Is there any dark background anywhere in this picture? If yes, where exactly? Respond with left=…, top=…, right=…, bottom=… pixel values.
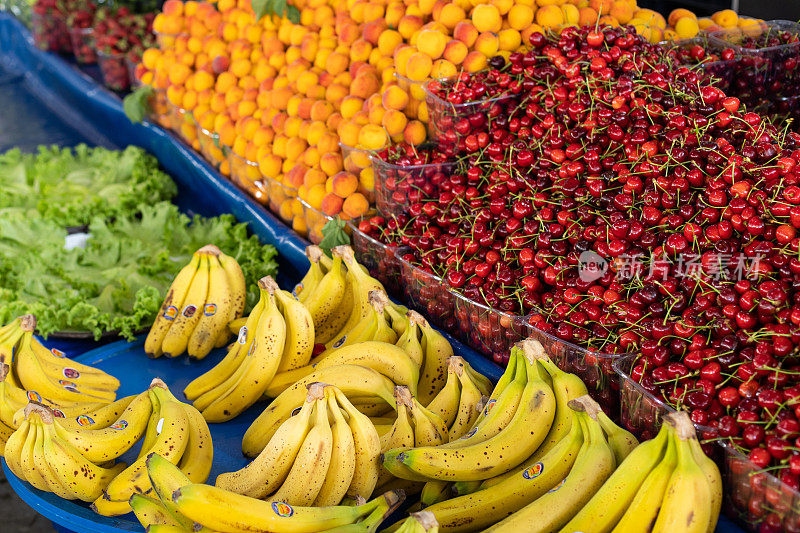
left=639, top=0, right=800, bottom=19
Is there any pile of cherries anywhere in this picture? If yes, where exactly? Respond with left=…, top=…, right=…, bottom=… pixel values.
left=361, top=24, right=800, bottom=486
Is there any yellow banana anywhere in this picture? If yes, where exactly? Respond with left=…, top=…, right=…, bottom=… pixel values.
left=29, top=417, right=74, bottom=499
left=15, top=329, right=115, bottom=403
left=138, top=388, right=162, bottom=460
left=172, top=483, right=403, bottom=533
left=145, top=526, right=192, bottom=533
left=266, top=341, right=419, bottom=399
left=188, top=250, right=234, bottom=359
left=417, top=313, right=452, bottom=405
left=218, top=251, right=246, bottom=319
left=29, top=336, right=120, bottom=391
left=611, top=434, right=677, bottom=533
left=687, top=428, right=722, bottom=533
left=131, top=493, right=183, bottom=528
left=409, top=393, right=449, bottom=447
left=384, top=354, right=555, bottom=482
left=161, top=253, right=211, bottom=358
left=383, top=302, right=410, bottom=337
left=332, top=387, right=381, bottom=500
left=51, top=391, right=152, bottom=462
left=215, top=388, right=315, bottom=498
left=446, top=358, right=484, bottom=441
left=418, top=414, right=584, bottom=532
left=425, top=360, right=461, bottom=428
left=306, top=252, right=347, bottom=344
left=0, top=417, right=14, bottom=455
left=325, top=294, right=379, bottom=351
left=485, top=411, right=615, bottom=533
left=451, top=349, right=527, bottom=452
left=314, top=388, right=357, bottom=506
left=275, top=286, right=315, bottom=372
left=267, top=387, right=333, bottom=506
left=295, top=246, right=326, bottom=302
left=420, top=481, right=452, bottom=508
left=35, top=405, right=127, bottom=501
left=145, top=253, right=202, bottom=357
left=596, top=407, right=638, bottom=466
left=20, top=415, right=50, bottom=491
left=146, top=453, right=214, bottom=532
left=396, top=313, right=423, bottom=366
left=157, top=387, right=213, bottom=484
left=368, top=291, right=399, bottom=345
left=56, top=395, right=136, bottom=430
left=183, top=295, right=265, bottom=401
left=200, top=277, right=286, bottom=423
left=3, top=413, right=29, bottom=478
left=328, top=245, right=384, bottom=345
left=243, top=365, right=395, bottom=457
left=560, top=401, right=668, bottom=533
left=526, top=344, right=588, bottom=460
left=0, top=317, right=23, bottom=345
left=377, top=387, right=419, bottom=488
left=98, top=385, right=190, bottom=512
left=652, top=413, right=715, bottom=533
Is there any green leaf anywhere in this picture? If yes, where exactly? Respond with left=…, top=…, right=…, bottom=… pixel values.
left=319, top=217, right=350, bottom=257
left=251, top=0, right=270, bottom=20
left=122, top=85, right=154, bottom=124
left=285, top=5, right=300, bottom=24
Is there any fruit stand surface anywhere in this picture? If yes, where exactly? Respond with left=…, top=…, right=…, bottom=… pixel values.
left=0, top=11, right=744, bottom=533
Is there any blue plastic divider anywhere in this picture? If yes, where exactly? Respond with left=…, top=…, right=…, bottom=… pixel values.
left=0, top=12, right=741, bottom=533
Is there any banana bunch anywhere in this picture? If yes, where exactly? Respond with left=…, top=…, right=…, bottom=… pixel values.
left=377, top=386, right=449, bottom=492
left=394, top=511, right=440, bottom=533
left=559, top=411, right=722, bottom=533
left=92, top=379, right=212, bottom=516
left=4, top=402, right=127, bottom=501
left=382, top=341, right=557, bottom=483
left=0, top=315, right=119, bottom=404
left=297, top=245, right=407, bottom=348
left=184, top=275, right=314, bottom=422
left=388, top=394, right=616, bottom=532
left=136, top=452, right=406, bottom=533
left=217, top=383, right=381, bottom=505
left=426, top=356, right=491, bottom=441
left=0, top=362, right=132, bottom=455
left=145, top=245, right=245, bottom=359
left=243, top=364, right=397, bottom=457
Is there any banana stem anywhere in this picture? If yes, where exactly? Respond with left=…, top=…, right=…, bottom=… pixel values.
left=258, top=275, right=279, bottom=293
left=394, top=386, right=413, bottom=409
left=24, top=401, right=53, bottom=423
left=446, top=356, right=465, bottom=377
left=306, top=245, right=324, bottom=263
left=567, top=394, right=603, bottom=420
left=196, top=244, right=222, bottom=256
left=518, top=338, right=547, bottom=362
left=20, top=314, right=36, bottom=332
left=412, top=510, right=439, bottom=530
left=307, top=382, right=327, bottom=401
left=149, top=377, right=168, bottom=390
left=664, top=411, right=697, bottom=440
left=368, top=290, right=389, bottom=313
